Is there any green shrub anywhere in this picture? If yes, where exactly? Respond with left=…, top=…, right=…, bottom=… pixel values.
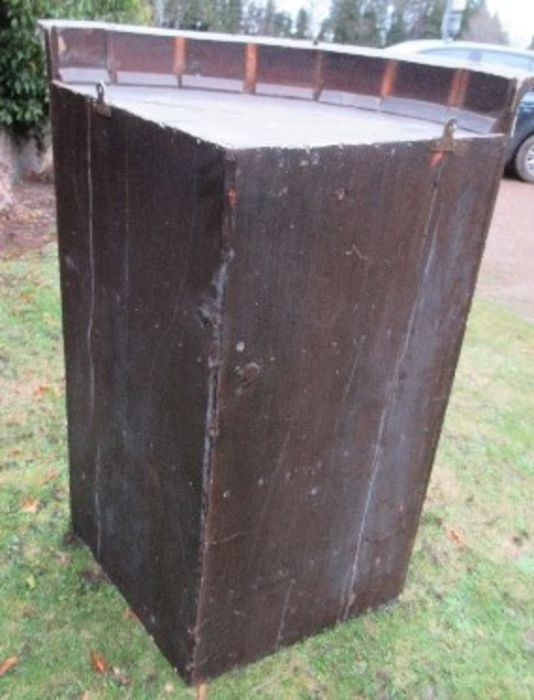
left=0, top=0, right=150, bottom=138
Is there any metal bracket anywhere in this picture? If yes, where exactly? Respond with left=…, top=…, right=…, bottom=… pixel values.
left=93, top=81, right=111, bottom=117
left=431, top=118, right=459, bottom=154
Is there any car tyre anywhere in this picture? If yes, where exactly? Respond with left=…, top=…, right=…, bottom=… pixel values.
left=514, top=134, right=534, bottom=184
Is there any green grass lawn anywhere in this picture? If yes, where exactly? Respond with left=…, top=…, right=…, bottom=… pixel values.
left=1, top=243, right=533, bottom=699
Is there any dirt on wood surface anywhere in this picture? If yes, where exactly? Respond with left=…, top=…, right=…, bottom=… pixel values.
left=0, top=176, right=533, bottom=320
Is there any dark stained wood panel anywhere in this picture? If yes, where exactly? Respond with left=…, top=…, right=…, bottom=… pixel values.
left=193, top=136, right=504, bottom=680
left=51, top=85, right=227, bottom=680
left=186, top=40, right=245, bottom=80
left=113, top=32, right=175, bottom=73
left=43, top=20, right=520, bottom=687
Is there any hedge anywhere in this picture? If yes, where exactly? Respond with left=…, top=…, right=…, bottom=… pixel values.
left=0, top=0, right=149, bottom=137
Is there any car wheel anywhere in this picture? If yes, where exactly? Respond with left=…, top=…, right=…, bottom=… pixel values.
left=514, top=134, right=534, bottom=184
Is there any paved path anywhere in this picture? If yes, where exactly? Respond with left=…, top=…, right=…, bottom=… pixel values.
left=478, top=178, right=534, bottom=321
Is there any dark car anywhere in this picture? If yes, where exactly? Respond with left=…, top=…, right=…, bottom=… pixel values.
left=511, top=90, right=534, bottom=182
left=386, top=41, right=534, bottom=183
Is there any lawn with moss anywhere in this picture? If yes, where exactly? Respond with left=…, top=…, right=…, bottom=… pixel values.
left=0, top=243, right=533, bottom=699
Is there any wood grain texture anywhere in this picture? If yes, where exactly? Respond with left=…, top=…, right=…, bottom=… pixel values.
left=52, top=86, right=227, bottom=680
left=193, top=136, right=503, bottom=680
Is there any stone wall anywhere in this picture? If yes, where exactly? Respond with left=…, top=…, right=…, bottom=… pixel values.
left=0, top=128, right=53, bottom=213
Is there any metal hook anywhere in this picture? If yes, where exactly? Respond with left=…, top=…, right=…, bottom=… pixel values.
left=431, top=118, right=460, bottom=154
left=96, top=81, right=106, bottom=104
left=94, top=81, right=111, bottom=117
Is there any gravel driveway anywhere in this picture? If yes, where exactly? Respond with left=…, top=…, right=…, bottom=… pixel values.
left=478, top=177, right=534, bottom=321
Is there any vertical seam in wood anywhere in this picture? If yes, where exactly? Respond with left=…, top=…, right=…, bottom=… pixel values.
left=192, top=155, right=237, bottom=684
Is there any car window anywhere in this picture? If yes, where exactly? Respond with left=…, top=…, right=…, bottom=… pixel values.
left=425, top=47, right=477, bottom=62
left=478, top=50, right=532, bottom=71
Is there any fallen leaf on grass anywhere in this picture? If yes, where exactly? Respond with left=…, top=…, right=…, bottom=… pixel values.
left=90, top=650, right=109, bottom=674
left=26, top=574, right=37, bottom=590
left=21, top=497, right=40, bottom=513
left=447, top=528, right=463, bottom=545
left=32, top=383, right=61, bottom=400
left=0, top=656, right=18, bottom=677
left=33, top=383, right=50, bottom=398
left=89, top=652, right=130, bottom=686
left=42, top=469, right=59, bottom=483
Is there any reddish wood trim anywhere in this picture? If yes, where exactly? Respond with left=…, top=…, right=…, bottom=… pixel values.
left=313, top=51, right=324, bottom=101
left=244, top=43, right=258, bottom=94
left=448, top=69, right=469, bottom=108
left=380, top=60, right=397, bottom=98
left=174, top=36, right=187, bottom=86
left=106, top=31, right=117, bottom=84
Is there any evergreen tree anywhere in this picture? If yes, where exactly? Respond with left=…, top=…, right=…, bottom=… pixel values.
left=329, top=0, right=362, bottom=44
left=384, top=0, right=448, bottom=44
left=241, top=0, right=292, bottom=38
left=242, top=1, right=264, bottom=34
left=318, top=15, right=333, bottom=42
left=181, top=0, right=204, bottom=29
left=358, top=2, right=389, bottom=46
left=203, top=0, right=225, bottom=30
left=273, top=10, right=293, bottom=36
left=459, top=0, right=485, bottom=38
left=261, top=0, right=276, bottom=34
left=417, top=0, right=446, bottom=39
left=159, top=0, right=483, bottom=47
left=386, top=0, right=410, bottom=45
left=223, top=0, right=242, bottom=32
left=366, top=0, right=391, bottom=46
left=462, top=2, right=508, bottom=44
left=294, top=7, right=311, bottom=39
